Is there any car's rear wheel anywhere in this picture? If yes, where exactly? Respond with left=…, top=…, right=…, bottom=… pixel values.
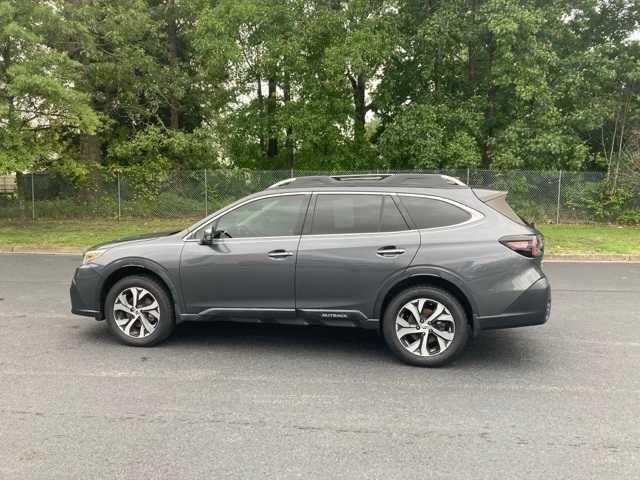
left=382, top=286, right=469, bottom=367
left=105, top=275, right=175, bottom=346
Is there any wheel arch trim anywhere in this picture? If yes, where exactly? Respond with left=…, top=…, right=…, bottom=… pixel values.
left=373, top=266, right=479, bottom=325
left=98, top=257, right=183, bottom=319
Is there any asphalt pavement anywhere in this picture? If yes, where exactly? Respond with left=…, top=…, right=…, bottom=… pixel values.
left=0, top=254, right=639, bottom=479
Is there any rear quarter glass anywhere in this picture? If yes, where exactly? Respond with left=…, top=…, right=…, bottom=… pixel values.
left=399, top=196, right=471, bottom=229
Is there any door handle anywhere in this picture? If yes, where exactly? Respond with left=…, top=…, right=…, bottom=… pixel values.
left=376, top=246, right=406, bottom=257
left=268, top=249, right=294, bottom=259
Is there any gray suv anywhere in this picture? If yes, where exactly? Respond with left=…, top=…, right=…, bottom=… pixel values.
left=70, top=174, right=550, bottom=366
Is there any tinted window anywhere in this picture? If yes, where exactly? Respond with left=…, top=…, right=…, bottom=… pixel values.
left=400, top=196, right=471, bottom=229
left=311, top=195, right=407, bottom=234
left=211, top=195, right=308, bottom=238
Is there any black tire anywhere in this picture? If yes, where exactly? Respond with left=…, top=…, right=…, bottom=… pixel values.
left=382, top=286, right=469, bottom=367
left=105, top=275, right=175, bottom=346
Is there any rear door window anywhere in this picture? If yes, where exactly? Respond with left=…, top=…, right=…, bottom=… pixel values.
left=400, top=196, right=471, bottom=229
left=311, top=194, right=408, bottom=234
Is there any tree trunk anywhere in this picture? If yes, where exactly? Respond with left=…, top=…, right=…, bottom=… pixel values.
left=167, top=0, right=179, bottom=130
left=257, top=75, right=265, bottom=152
left=78, top=134, right=101, bottom=163
left=349, top=73, right=366, bottom=143
left=468, top=46, right=477, bottom=85
left=283, top=76, right=294, bottom=170
left=3, top=43, right=27, bottom=222
left=467, top=0, right=478, bottom=87
left=15, top=172, right=28, bottom=223
left=482, top=33, right=497, bottom=167
left=267, top=78, right=278, bottom=158
left=78, top=134, right=102, bottom=201
left=612, top=93, right=631, bottom=192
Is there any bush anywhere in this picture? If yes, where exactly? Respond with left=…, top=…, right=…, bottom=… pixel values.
left=617, top=209, right=640, bottom=226
left=0, top=194, right=20, bottom=218
left=484, top=171, right=557, bottom=223
left=564, top=182, right=633, bottom=222
left=0, top=193, right=208, bottom=220
left=120, top=191, right=204, bottom=218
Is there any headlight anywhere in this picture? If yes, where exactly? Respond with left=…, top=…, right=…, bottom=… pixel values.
left=82, top=249, right=106, bottom=265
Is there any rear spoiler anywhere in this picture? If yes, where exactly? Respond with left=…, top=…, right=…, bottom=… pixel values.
left=472, top=189, right=507, bottom=202
left=472, top=189, right=533, bottom=227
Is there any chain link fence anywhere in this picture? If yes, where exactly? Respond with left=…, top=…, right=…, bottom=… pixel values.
left=1, top=169, right=638, bottom=224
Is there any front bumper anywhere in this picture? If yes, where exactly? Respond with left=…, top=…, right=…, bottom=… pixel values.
left=70, top=264, right=104, bottom=319
left=474, top=275, right=551, bottom=330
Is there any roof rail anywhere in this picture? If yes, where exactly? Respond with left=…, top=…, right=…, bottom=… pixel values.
left=439, top=174, right=466, bottom=186
left=268, top=178, right=297, bottom=189
left=331, top=174, right=391, bottom=181
left=268, top=173, right=467, bottom=189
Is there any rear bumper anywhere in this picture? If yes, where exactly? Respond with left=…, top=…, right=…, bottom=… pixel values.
left=474, top=275, right=551, bottom=330
left=70, top=264, right=104, bottom=319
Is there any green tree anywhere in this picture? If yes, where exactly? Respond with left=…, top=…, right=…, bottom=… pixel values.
left=196, top=0, right=306, bottom=169
left=556, top=1, right=640, bottom=185
left=61, top=0, right=216, bottom=173
left=0, top=0, right=99, bottom=174
left=196, top=0, right=399, bottom=170
left=4, top=0, right=640, bottom=178
left=0, top=0, right=99, bottom=220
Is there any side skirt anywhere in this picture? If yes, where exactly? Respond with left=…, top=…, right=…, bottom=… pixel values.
left=178, top=308, right=379, bottom=330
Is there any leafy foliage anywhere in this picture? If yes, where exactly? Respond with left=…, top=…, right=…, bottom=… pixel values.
left=565, top=180, right=635, bottom=222
left=0, top=0, right=99, bottom=174
left=0, top=0, right=639, bottom=177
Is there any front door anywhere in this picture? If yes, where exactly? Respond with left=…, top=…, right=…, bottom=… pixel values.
left=180, top=193, right=310, bottom=315
left=295, top=193, right=420, bottom=319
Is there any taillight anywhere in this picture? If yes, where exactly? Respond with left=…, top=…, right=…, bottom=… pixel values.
left=500, top=235, right=542, bottom=258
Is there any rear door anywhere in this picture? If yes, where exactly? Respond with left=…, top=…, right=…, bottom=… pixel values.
left=295, top=192, right=420, bottom=320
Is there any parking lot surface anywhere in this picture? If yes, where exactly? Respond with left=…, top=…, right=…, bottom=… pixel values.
left=1, top=254, right=639, bottom=479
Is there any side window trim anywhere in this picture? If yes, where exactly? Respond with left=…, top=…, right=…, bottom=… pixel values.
left=305, top=192, right=411, bottom=237
left=302, top=193, right=318, bottom=236
left=397, top=193, right=484, bottom=229
left=185, top=193, right=310, bottom=241
left=390, top=194, right=415, bottom=229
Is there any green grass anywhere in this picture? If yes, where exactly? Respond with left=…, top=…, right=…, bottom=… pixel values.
left=0, top=218, right=196, bottom=250
left=1, top=219, right=639, bottom=256
left=538, top=224, right=640, bottom=256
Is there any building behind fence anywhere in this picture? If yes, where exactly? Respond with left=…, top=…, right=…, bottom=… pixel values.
left=1, top=169, right=638, bottom=225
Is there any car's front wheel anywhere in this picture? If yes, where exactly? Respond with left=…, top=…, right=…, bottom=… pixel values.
left=105, top=275, right=175, bottom=346
left=382, top=286, right=469, bottom=367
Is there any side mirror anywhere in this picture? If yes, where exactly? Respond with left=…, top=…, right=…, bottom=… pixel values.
left=201, top=227, right=213, bottom=245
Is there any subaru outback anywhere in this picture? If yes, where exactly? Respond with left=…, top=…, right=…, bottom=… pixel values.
left=70, top=174, right=550, bottom=367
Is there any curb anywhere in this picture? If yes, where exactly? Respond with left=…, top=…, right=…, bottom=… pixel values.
left=0, top=246, right=83, bottom=256
left=1, top=247, right=640, bottom=263
left=545, top=254, right=640, bottom=263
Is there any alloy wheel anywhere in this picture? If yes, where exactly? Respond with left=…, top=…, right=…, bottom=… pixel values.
left=395, top=298, right=455, bottom=356
left=113, top=287, right=160, bottom=338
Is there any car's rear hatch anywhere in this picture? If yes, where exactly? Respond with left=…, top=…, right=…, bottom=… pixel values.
left=473, top=189, right=544, bottom=259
